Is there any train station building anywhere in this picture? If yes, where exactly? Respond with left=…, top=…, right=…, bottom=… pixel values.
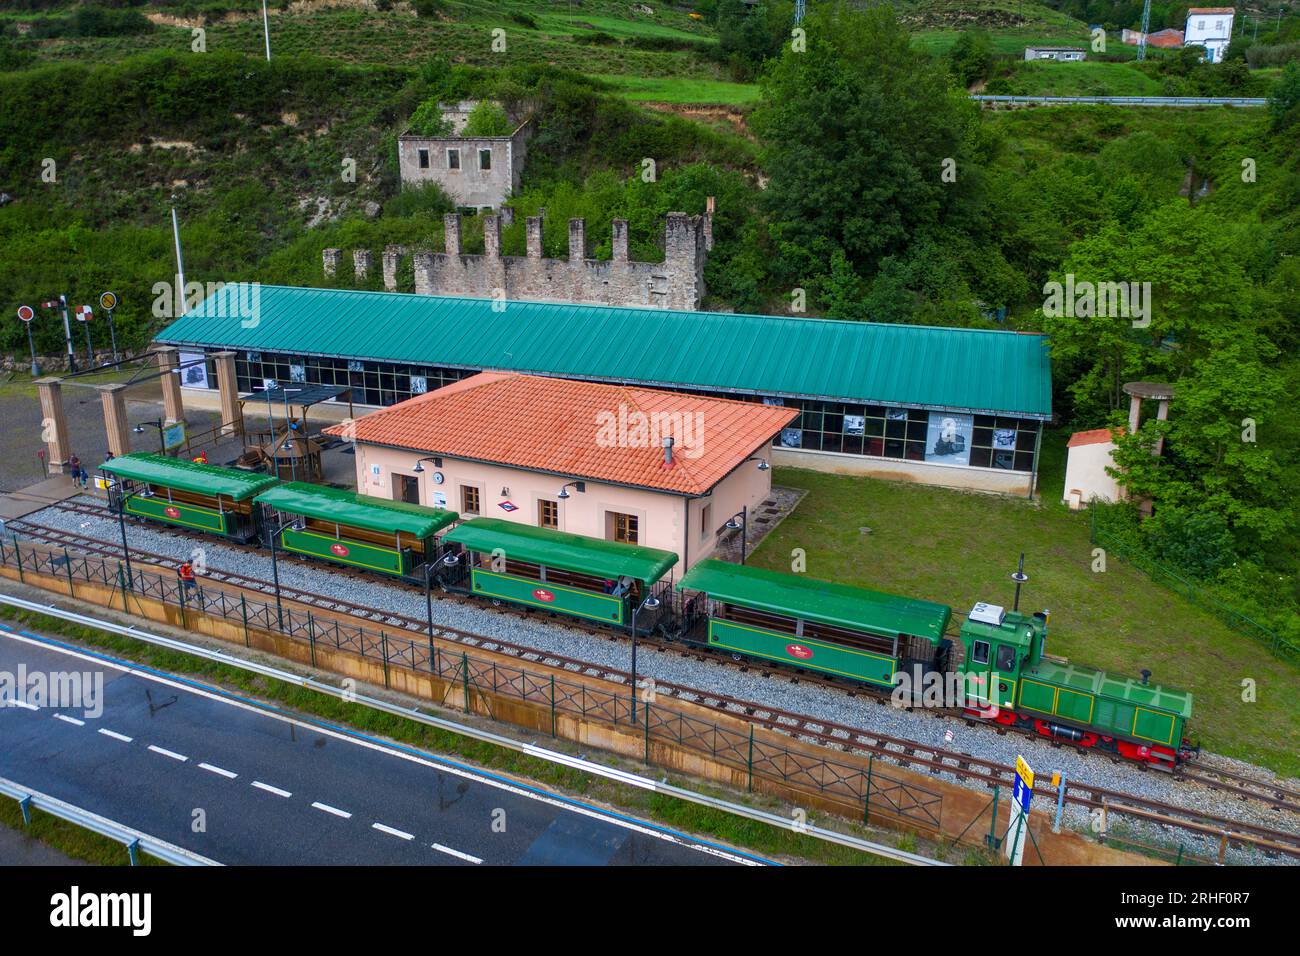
left=155, top=284, right=1053, bottom=497
left=323, top=371, right=797, bottom=571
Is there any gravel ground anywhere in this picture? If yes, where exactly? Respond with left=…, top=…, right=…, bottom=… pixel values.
left=21, top=498, right=1300, bottom=865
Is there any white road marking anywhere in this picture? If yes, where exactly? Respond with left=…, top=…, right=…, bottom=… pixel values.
left=312, top=802, right=352, bottom=819
left=54, top=714, right=85, bottom=726
left=98, top=728, right=133, bottom=743
left=148, top=744, right=188, bottom=762
left=251, top=781, right=292, bottom=798
left=432, top=843, right=482, bottom=864
left=0, top=626, right=762, bottom=866
left=199, top=762, right=238, bottom=779
left=372, top=823, right=414, bottom=840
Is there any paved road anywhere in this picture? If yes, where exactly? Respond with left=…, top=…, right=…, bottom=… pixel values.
left=0, top=626, right=765, bottom=866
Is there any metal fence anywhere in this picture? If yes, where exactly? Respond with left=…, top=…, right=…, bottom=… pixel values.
left=0, top=534, right=945, bottom=834
left=1089, top=511, right=1299, bottom=662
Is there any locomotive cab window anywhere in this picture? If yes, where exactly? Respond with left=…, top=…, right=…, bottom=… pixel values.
left=996, top=644, right=1016, bottom=672
left=972, top=640, right=990, bottom=665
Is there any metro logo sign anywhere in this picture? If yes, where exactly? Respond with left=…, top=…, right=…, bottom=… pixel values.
left=786, top=643, right=814, bottom=660
left=533, top=588, right=555, bottom=603
left=330, top=543, right=350, bottom=557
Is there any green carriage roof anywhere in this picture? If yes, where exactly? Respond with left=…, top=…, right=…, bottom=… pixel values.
left=441, top=517, right=678, bottom=584
left=1031, top=659, right=1193, bottom=719
left=254, top=482, right=459, bottom=538
left=678, top=560, right=952, bottom=643
left=99, top=453, right=280, bottom=501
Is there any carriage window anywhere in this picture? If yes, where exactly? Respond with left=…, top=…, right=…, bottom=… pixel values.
left=972, top=640, right=990, bottom=665
left=996, top=645, right=1016, bottom=672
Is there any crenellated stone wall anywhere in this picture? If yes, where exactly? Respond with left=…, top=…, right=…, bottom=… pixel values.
left=323, top=209, right=713, bottom=311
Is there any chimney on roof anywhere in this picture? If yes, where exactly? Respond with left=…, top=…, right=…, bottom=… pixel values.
left=662, top=436, right=674, bottom=468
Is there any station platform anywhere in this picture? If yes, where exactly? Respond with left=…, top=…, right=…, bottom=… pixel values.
left=0, top=475, right=82, bottom=522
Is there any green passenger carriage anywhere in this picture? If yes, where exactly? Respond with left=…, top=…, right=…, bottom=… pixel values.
left=99, top=453, right=280, bottom=542
left=673, top=560, right=953, bottom=687
left=253, top=482, right=458, bottom=581
left=437, top=518, right=678, bottom=628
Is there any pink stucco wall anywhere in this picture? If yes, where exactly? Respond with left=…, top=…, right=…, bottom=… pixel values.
left=351, top=443, right=774, bottom=572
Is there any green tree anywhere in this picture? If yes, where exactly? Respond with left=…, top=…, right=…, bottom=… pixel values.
left=947, top=29, right=995, bottom=89
left=463, top=100, right=513, bottom=136
left=750, top=4, right=981, bottom=298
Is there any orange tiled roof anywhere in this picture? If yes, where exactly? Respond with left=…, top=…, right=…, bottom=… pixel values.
left=326, top=373, right=799, bottom=495
left=1147, top=28, right=1186, bottom=46
left=1186, top=7, right=1235, bottom=14
left=1067, top=427, right=1124, bottom=448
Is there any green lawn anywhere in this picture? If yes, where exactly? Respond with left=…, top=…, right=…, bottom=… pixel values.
left=751, top=439, right=1299, bottom=776
left=1000, top=60, right=1164, bottom=97
left=596, top=74, right=760, bottom=105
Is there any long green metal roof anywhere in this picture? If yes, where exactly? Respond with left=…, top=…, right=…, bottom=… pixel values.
left=155, top=285, right=1052, bottom=418
left=441, top=517, right=678, bottom=584
left=678, top=559, right=952, bottom=643
left=254, top=482, right=459, bottom=538
left=99, top=453, right=280, bottom=501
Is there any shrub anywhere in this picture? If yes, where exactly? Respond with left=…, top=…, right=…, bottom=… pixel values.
left=407, top=98, right=455, bottom=136
left=462, top=100, right=513, bottom=136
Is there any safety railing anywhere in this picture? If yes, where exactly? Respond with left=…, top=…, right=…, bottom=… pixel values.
left=0, top=534, right=947, bottom=835
left=972, top=94, right=1267, bottom=107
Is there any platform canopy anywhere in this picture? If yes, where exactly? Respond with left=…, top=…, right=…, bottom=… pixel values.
left=254, top=482, right=458, bottom=538
left=99, top=453, right=279, bottom=501
left=678, top=559, right=952, bottom=643
left=442, top=517, right=678, bottom=585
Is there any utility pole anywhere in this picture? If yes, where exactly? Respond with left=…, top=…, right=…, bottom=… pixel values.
left=262, top=0, right=272, bottom=61
left=1137, top=0, right=1152, bottom=61
left=171, top=206, right=187, bottom=317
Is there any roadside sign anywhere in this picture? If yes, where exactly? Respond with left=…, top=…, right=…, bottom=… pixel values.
left=162, top=422, right=187, bottom=451
left=75, top=304, right=93, bottom=322
left=17, top=305, right=34, bottom=323
left=1005, top=754, right=1034, bottom=866
left=99, top=291, right=118, bottom=311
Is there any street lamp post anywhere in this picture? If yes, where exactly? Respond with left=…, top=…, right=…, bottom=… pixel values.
left=106, top=476, right=134, bottom=590
left=630, top=592, right=660, bottom=724
left=132, top=419, right=166, bottom=455
left=265, top=512, right=304, bottom=631
left=725, top=505, right=749, bottom=565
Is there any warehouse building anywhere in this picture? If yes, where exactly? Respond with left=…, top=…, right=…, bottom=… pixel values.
left=155, top=285, right=1053, bottom=496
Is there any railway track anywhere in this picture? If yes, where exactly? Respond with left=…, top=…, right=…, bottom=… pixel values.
left=8, top=504, right=1300, bottom=858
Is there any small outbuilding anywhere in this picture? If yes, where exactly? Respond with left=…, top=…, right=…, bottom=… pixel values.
left=1023, top=46, right=1087, bottom=62
left=325, top=372, right=798, bottom=571
left=1062, top=427, right=1124, bottom=510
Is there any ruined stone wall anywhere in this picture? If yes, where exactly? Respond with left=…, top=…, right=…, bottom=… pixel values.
left=324, top=210, right=712, bottom=312
left=397, top=119, right=531, bottom=210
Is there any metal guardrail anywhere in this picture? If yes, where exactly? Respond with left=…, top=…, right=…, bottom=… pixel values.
left=0, top=591, right=949, bottom=866
left=0, top=774, right=220, bottom=866
left=972, top=94, right=1267, bottom=107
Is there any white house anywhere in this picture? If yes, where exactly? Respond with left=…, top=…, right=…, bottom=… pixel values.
left=1184, top=7, right=1235, bottom=63
left=1062, top=427, right=1125, bottom=510
left=1023, top=46, right=1087, bottom=62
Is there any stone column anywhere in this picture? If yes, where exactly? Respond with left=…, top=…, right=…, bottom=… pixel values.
left=212, top=351, right=243, bottom=436
left=99, top=383, right=131, bottom=458
left=36, top=377, right=72, bottom=472
left=382, top=245, right=406, bottom=292
left=444, top=213, right=462, bottom=257
left=526, top=216, right=543, bottom=259
left=611, top=219, right=629, bottom=263
left=483, top=214, right=501, bottom=258
left=154, top=346, right=185, bottom=425
left=352, top=249, right=373, bottom=281
left=568, top=218, right=586, bottom=262
left=323, top=248, right=341, bottom=278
